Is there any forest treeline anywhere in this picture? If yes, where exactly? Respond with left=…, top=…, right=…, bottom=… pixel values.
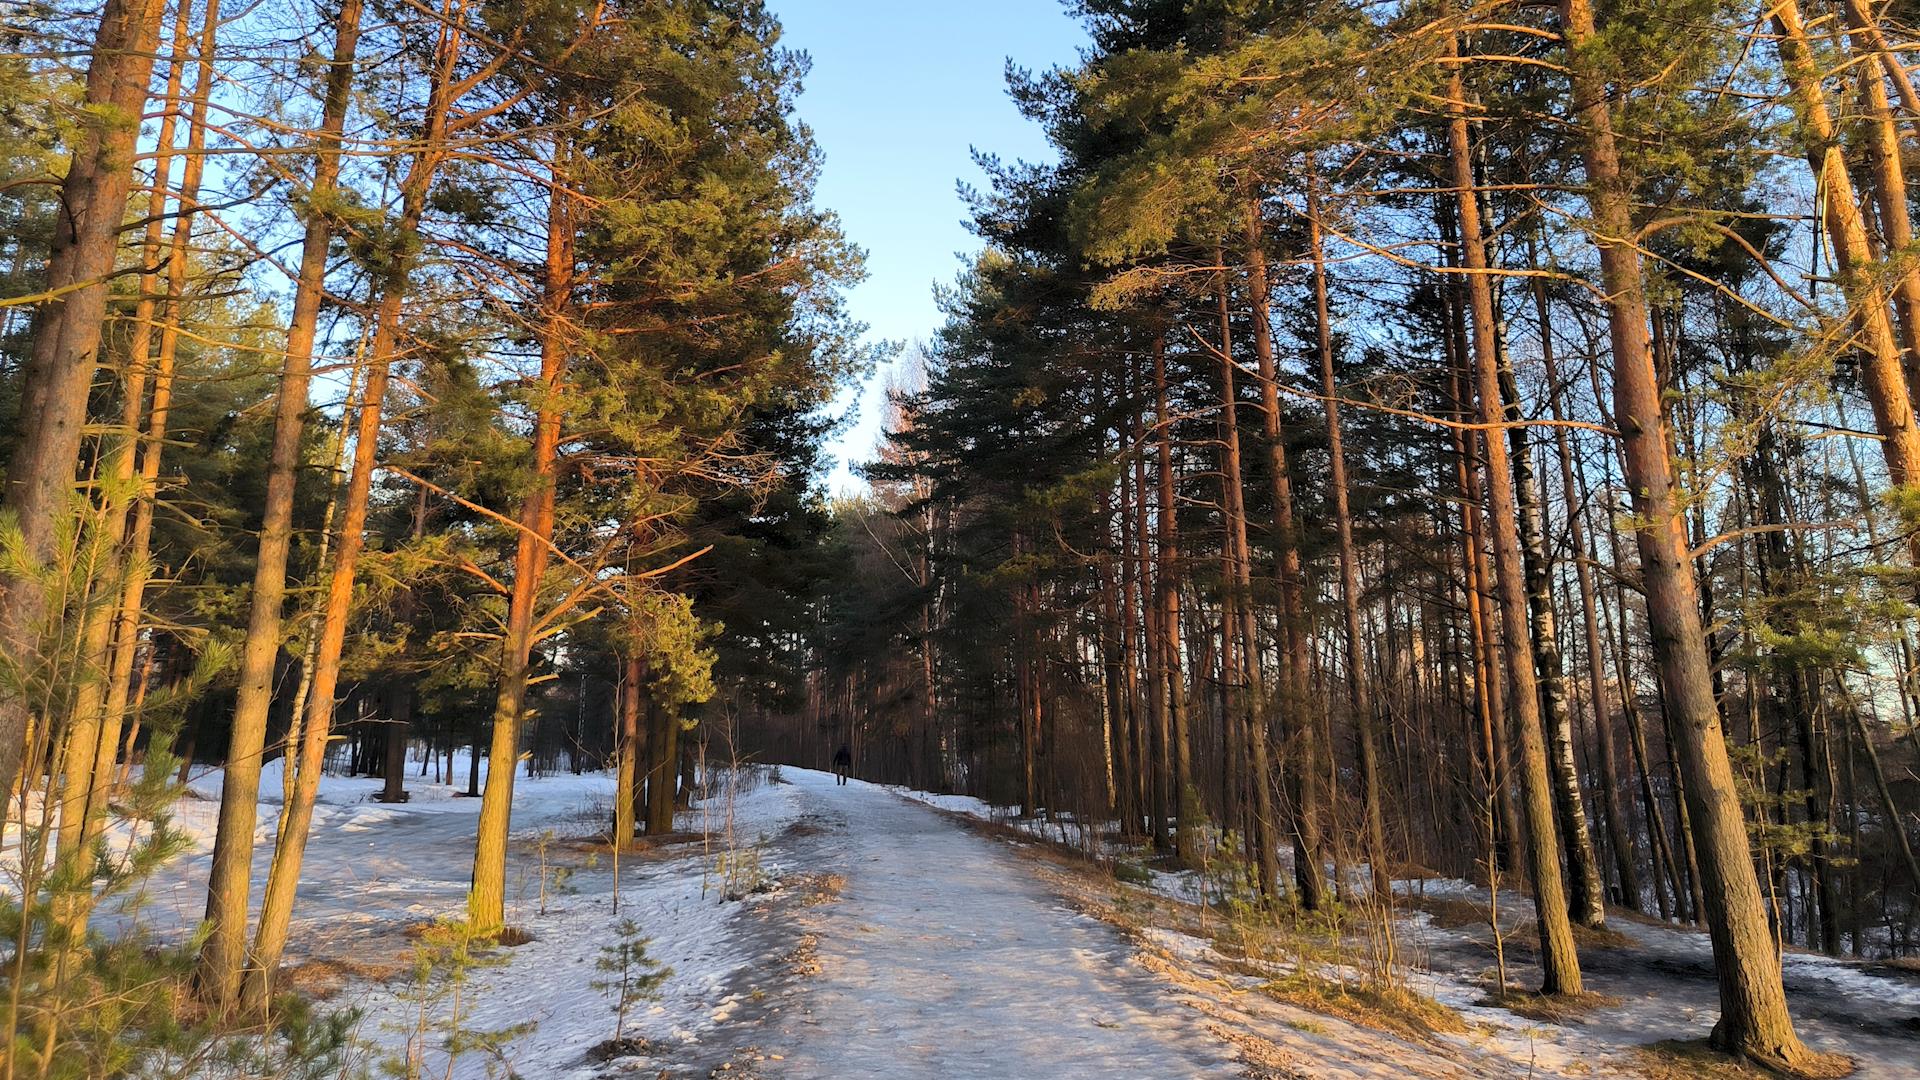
left=0, top=0, right=868, bottom=1070
left=737, top=0, right=1920, bottom=1074
left=11, top=0, right=1920, bottom=1075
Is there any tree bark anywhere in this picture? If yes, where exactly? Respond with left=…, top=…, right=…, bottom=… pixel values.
left=615, top=652, right=641, bottom=846
left=1244, top=202, right=1326, bottom=908
left=1774, top=0, right=1920, bottom=529
left=1446, top=50, right=1582, bottom=993
left=1152, top=331, right=1198, bottom=865
left=645, top=699, right=679, bottom=835
left=188, top=0, right=358, bottom=1001
left=1304, top=183, right=1390, bottom=898
left=225, top=6, right=456, bottom=1009
left=0, top=0, right=167, bottom=822
left=1132, top=396, right=1171, bottom=852
left=1840, top=1, right=1920, bottom=393
left=55, top=0, right=193, bottom=867
left=1535, top=271, right=1641, bottom=911
left=1560, top=0, right=1812, bottom=1060
left=470, top=131, right=576, bottom=932
left=1213, top=250, right=1281, bottom=899
left=1498, top=355, right=1606, bottom=928
left=201, top=0, right=362, bottom=972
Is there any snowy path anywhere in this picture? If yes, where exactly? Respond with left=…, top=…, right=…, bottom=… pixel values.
left=755, top=770, right=1241, bottom=1078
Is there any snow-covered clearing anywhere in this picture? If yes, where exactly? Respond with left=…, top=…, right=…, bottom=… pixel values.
left=111, top=755, right=812, bottom=1077
left=62, top=758, right=1920, bottom=1077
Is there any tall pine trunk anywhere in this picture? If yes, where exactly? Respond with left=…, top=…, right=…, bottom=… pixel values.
left=212, top=0, right=364, bottom=965
left=1244, top=199, right=1326, bottom=908
left=615, top=652, right=641, bottom=847
left=218, top=5, right=456, bottom=1008
left=1773, top=0, right=1920, bottom=519
left=1306, top=181, right=1390, bottom=898
left=57, top=0, right=192, bottom=862
left=1560, top=0, right=1811, bottom=1059
left=470, top=130, right=577, bottom=933
left=0, top=0, right=167, bottom=820
left=1840, top=3, right=1920, bottom=391
left=67, top=0, right=208, bottom=903
left=1152, top=332, right=1197, bottom=865
left=1133, top=395, right=1171, bottom=852
left=1445, top=52, right=1582, bottom=993
left=1213, top=252, right=1281, bottom=899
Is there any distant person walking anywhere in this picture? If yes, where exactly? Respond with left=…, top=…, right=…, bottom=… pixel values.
left=832, top=744, right=852, bottom=786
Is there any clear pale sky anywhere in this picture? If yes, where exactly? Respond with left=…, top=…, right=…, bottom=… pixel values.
left=771, top=0, right=1089, bottom=493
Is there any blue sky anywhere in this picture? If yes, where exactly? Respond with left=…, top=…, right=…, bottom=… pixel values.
left=771, top=1, right=1089, bottom=493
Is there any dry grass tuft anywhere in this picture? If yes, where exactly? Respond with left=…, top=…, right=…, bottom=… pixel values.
left=1411, top=896, right=1489, bottom=932
left=1477, top=986, right=1621, bottom=1023
left=1259, top=974, right=1467, bottom=1042
left=278, top=954, right=409, bottom=999
left=490, top=925, right=535, bottom=947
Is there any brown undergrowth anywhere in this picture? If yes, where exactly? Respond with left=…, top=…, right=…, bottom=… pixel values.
left=1634, top=1040, right=1853, bottom=1080
left=966, top=814, right=1867, bottom=1080
left=278, top=954, right=410, bottom=1000
left=1020, top=847, right=1473, bottom=1048
left=1478, top=985, right=1623, bottom=1023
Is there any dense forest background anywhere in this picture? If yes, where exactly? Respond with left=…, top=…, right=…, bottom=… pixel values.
left=743, top=0, right=1920, bottom=1070
left=5, top=0, right=1920, bottom=1075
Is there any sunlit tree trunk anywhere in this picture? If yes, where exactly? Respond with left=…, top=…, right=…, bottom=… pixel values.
left=220, top=4, right=457, bottom=1010
left=1773, top=0, right=1920, bottom=524
left=49, top=0, right=191, bottom=885
left=1445, top=51, right=1582, bottom=993
left=217, top=0, right=365, bottom=880
left=0, top=0, right=167, bottom=823
left=615, top=651, right=641, bottom=846
left=470, top=128, right=577, bottom=934
left=1840, top=3, right=1920, bottom=392
left=1561, top=0, right=1810, bottom=1058
left=645, top=698, right=679, bottom=834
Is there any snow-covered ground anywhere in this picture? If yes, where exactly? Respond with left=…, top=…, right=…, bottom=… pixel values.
left=884, top=782, right=1920, bottom=1077
left=33, top=756, right=1920, bottom=1077
left=85, top=753, right=810, bottom=1078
